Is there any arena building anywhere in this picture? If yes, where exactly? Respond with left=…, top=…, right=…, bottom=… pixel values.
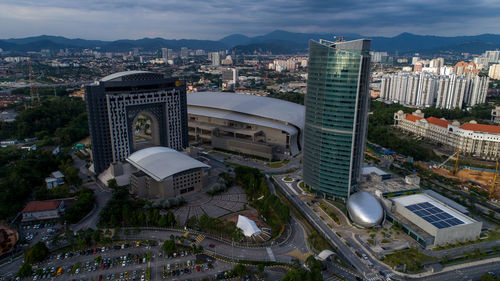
left=187, top=92, right=305, bottom=160
left=386, top=193, right=482, bottom=248
left=127, top=146, right=210, bottom=200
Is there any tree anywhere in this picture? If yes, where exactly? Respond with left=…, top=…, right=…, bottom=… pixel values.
left=258, top=263, right=265, bottom=273
left=17, top=263, right=32, bottom=278
left=162, top=239, right=177, bottom=254
left=24, top=242, right=49, bottom=264
left=230, top=263, right=247, bottom=277
left=480, top=273, right=495, bottom=281
left=107, top=178, right=118, bottom=190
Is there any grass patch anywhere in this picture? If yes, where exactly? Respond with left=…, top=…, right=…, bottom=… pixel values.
left=381, top=248, right=437, bottom=272
left=319, top=203, right=340, bottom=225
left=282, top=177, right=293, bottom=182
left=268, top=159, right=290, bottom=169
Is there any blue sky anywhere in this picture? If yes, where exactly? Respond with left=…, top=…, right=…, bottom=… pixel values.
left=0, top=0, right=499, bottom=40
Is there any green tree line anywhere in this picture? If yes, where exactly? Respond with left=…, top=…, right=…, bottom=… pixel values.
left=234, top=166, right=290, bottom=236
left=0, top=149, right=73, bottom=220
left=0, top=96, right=88, bottom=146
left=98, top=186, right=176, bottom=228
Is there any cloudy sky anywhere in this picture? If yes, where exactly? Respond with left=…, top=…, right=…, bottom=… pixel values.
left=0, top=0, right=499, bottom=40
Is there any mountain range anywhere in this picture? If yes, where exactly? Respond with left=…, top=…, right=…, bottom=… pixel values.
left=1, top=30, right=500, bottom=55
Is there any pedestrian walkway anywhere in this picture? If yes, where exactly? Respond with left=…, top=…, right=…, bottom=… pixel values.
left=266, top=247, right=276, bottom=261
left=194, top=234, right=205, bottom=246
left=285, top=248, right=311, bottom=262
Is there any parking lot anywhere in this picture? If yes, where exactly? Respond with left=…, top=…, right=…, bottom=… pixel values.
left=14, top=241, right=240, bottom=281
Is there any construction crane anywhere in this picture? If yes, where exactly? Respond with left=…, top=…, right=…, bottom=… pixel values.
left=435, top=148, right=460, bottom=175
left=27, top=58, right=39, bottom=108
left=490, top=160, right=498, bottom=199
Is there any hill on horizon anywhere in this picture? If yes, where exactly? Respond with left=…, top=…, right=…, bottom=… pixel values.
left=1, top=31, right=500, bottom=55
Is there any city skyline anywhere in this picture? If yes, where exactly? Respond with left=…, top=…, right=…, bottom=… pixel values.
left=0, top=0, right=499, bottom=40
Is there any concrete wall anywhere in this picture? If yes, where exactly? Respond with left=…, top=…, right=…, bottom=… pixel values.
left=130, top=168, right=205, bottom=200
left=395, top=202, right=482, bottom=247
left=434, top=220, right=482, bottom=245
left=188, top=113, right=296, bottom=156
left=211, top=136, right=274, bottom=160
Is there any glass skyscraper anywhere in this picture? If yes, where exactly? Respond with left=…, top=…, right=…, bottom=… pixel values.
left=303, top=39, right=371, bottom=200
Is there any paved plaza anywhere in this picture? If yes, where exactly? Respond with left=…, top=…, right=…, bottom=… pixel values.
left=173, top=186, right=247, bottom=224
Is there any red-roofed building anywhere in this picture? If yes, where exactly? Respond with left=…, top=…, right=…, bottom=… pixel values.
left=395, top=110, right=499, bottom=160
left=460, top=123, right=500, bottom=134
left=21, top=200, right=64, bottom=222
left=405, top=114, right=423, bottom=122
left=426, top=117, right=452, bottom=128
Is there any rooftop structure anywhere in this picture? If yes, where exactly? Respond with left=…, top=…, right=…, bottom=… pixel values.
left=362, top=165, right=392, bottom=180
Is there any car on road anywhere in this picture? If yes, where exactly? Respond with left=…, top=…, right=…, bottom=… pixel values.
left=209, top=244, right=215, bottom=248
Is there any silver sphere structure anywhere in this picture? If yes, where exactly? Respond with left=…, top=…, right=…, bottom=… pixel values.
left=346, top=191, right=384, bottom=228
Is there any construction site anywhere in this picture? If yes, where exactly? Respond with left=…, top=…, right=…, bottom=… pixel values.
left=417, top=149, right=499, bottom=200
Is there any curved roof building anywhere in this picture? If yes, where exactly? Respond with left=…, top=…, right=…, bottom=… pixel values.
left=346, top=191, right=384, bottom=228
left=127, top=146, right=209, bottom=182
left=126, top=146, right=210, bottom=200
left=187, top=92, right=305, bottom=159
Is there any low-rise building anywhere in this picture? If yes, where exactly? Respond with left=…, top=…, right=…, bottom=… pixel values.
left=395, top=110, right=500, bottom=160
left=21, top=200, right=64, bottom=222
left=126, top=146, right=210, bottom=200
left=386, top=194, right=482, bottom=248
left=45, top=171, right=65, bottom=189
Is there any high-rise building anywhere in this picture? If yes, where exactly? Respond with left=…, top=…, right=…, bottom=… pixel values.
left=85, top=71, right=188, bottom=174
left=210, top=52, right=220, bottom=66
left=489, top=64, right=500, bottom=79
left=303, top=39, right=371, bottom=200
left=161, top=48, right=168, bottom=60
left=180, top=47, right=189, bottom=59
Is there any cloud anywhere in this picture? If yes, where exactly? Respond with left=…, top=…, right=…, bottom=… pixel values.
left=0, top=0, right=498, bottom=40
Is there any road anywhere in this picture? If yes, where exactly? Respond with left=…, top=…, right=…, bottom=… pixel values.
left=70, top=152, right=112, bottom=231
left=271, top=175, right=375, bottom=279
left=273, top=173, right=500, bottom=281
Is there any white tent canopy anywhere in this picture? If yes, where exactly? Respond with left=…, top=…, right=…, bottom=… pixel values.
left=236, top=215, right=262, bottom=237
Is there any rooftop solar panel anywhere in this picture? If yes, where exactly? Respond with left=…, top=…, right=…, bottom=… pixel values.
left=406, top=202, right=464, bottom=229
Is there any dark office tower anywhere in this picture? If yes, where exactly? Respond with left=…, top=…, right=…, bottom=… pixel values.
left=85, top=71, right=188, bottom=174
left=303, top=39, right=371, bottom=200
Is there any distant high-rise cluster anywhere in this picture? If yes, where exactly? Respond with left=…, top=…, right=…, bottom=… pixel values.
left=268, top=57, right=307, bottom=72
left=380, top=69, right=489, bottom=109
left=474, top=50, right=500, bottom=68
left=370, top=51, right=388, bottom=63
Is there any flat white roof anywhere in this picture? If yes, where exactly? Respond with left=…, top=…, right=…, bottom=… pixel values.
left=187, top=92, right=305, bottom=130
left=393, top=193, right=475, bottom=225
left=362, top=166, right=391, bottom=176
left=126, top=147, right=209, bottom=182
